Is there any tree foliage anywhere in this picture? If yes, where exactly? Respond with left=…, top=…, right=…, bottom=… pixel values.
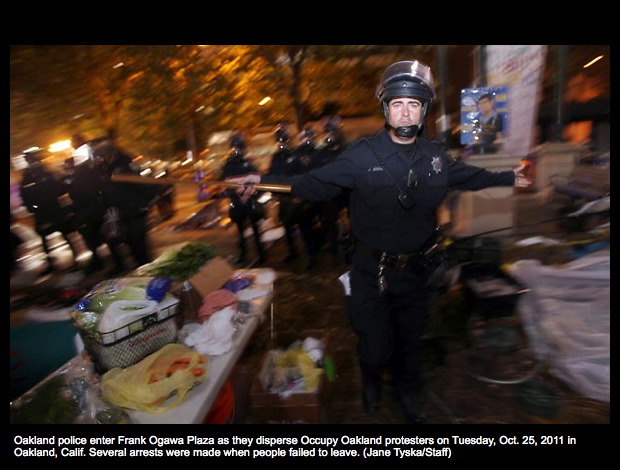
left=11, top=45, right=609, bottom=167
left=11, top=45, right=434, bottom=160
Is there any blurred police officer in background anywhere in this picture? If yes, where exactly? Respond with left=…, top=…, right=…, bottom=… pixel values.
left=19, top=147, right=80, bottom=274
left=268, top=122, right=302, bottom=263
left=291, top=127, right=323, bottom=270
left=220, top=132, right=266, bottom=265
left=226, top=59, right=530, bottom=423
left=67, top=136, right=125, bottom=274
left=308, top=116, right=350, bottom=265
left=91, top=138, right=158, bottom=271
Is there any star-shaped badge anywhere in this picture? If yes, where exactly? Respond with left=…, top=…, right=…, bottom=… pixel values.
left=431, top=156, right=442, bottom=174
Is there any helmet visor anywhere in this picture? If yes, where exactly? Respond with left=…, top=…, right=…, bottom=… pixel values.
left=72, top=143, right=93, bottom=166
left=376, top=60, right=436, bottom=101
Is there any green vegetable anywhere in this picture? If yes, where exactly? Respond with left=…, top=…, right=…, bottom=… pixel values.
left=146, top=241, right=217, bottom=281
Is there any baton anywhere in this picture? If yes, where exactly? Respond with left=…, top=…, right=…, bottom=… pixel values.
left=111, top=173, right=292, bottom=193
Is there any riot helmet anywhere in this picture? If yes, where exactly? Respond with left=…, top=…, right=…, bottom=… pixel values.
left=298, top=127, right=316, bottom=150
left=274, top=123, right=291, bottom=151
left=91, top=138, right=118, bottom=171
left=71, top=133, right=88, bottom=150
left=23, top=147, right=46, bottom=166
left=230, top=132, right=247, bottom=150
left=229, top=131, right=247, bottom=158
left=72, top=143, right=94, bottom=167
left=324, top=115, right=342, bottom=133
left=323, top=116, right=343, bottom=149
left=375, top=60, right=436, bottom=138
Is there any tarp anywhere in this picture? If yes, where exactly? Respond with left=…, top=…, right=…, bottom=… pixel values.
left=510, top=250, right=610, bottom=402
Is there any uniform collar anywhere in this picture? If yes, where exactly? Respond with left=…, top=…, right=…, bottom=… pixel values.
left=379, top=130, right=426, bottom=165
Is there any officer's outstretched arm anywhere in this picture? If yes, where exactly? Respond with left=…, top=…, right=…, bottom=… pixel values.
left=225, top=174, right=261, bottom=197
left=512, top=164, right=531, bottom=188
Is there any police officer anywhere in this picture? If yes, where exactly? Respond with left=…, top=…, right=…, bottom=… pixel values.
left=67, top=138, right=126, bottom=274
left=308, top=116, right=349, bottom=264
left=227, top=60, right=529, bottom=423
left=268, top=122, right=301, bottom=263
left=19, top=148, right=80, bottom=274
left=220, top=132, right=266, bottom=265
left=92, top=138, right=158, bottom=271
left=292, top=127, right=323, bottom=269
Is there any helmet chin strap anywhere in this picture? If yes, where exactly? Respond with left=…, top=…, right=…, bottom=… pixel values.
left=394, top=125, right=420, bottom=138
left=384, top=123, right=423, bottom=138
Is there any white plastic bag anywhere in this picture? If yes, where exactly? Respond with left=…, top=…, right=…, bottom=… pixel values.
left=97, top=300, right=158, bottom=333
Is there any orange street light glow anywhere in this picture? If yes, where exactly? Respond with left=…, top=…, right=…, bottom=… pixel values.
left=49, top=140, right=72, bottom=152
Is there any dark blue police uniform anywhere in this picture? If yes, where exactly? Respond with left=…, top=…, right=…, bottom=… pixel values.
left=263, top=128, right=516, bottom=419
left=306, top=142, right=348, bottom=264
left=221, top=152, right=266, bottom=264
left=268, top=145, right=303, bottom=261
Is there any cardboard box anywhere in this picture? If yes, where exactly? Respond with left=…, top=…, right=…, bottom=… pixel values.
left=250, top=329, right=329, bottom=424
left=172, top=256, right=235, bottom=323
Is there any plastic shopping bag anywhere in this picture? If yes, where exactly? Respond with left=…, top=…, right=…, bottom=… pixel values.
left=101, top=343, right=207, bottom=413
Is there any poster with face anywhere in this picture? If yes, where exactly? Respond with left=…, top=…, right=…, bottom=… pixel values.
left=460, top=86, right=509, bottom=149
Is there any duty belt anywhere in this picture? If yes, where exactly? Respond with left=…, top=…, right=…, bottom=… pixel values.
left=356, top=241, right=424, bottom=268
